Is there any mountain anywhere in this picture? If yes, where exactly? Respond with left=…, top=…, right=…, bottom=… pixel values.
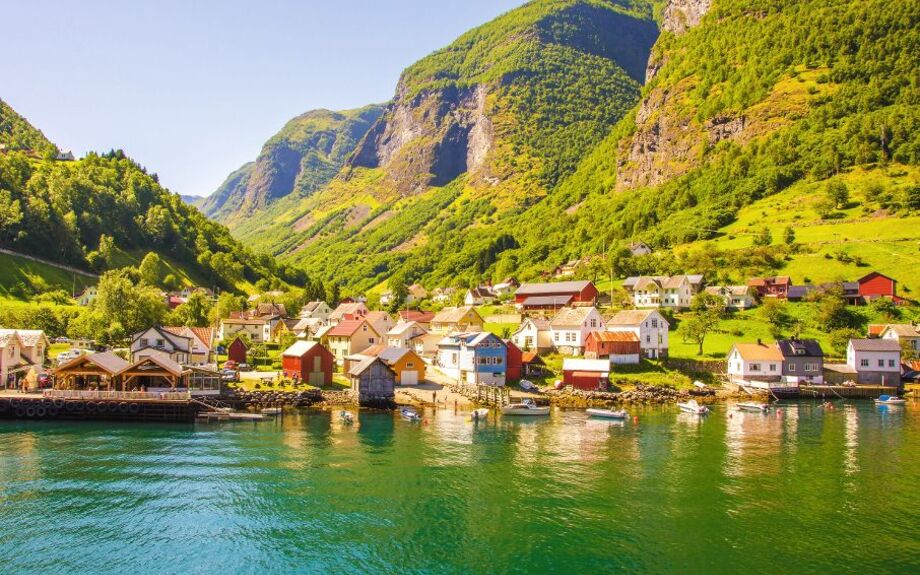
left=200, top=105, right=385, bottom=226
left=222, top=0, right=662, bottom=285
left=0, top=98, right=57, bottom=155
left=0, top=100, right=292, bottom=295
left=214, top=0, right=919, bottom=293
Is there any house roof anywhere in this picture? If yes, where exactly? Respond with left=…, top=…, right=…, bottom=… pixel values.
left=353, top=344, right=413, bottom=366
left=521, top=295, right=574, bottom=307
left=328, top=319, right=376, bottom=338
left=857, top=271, right=896, bottom=284
left=867, top=324, right=888, bottom=337
left=221, top=317, right=267, bottom=325
left=122, top=354, right=188, bottom=377
left=163, top=326, right=214, bottom=350
left=704, top=285, right=750, bottom=297
left=589, top=331, right=639, bottom=343
left=514, top=317, right=551, bottom=333
left=329, top=302, right=367, bottom=320
left=431, top=306, right=480, bottom=324
left=606, top=309, right=662, bottom=326
left=313, top=325, right=334, bottom=339
left=0, top=329, right=47, bottom=347
left=521, top=351, right=544, bottom=365
left=228, top=336, right=249, bottom=349
left=388, top=321, right=426, bottom=336
left=550, top=306, right=597, bottom=327
left=366, top=311, right=392, bottom=323
left=398, top=310, right=435, bottom=323
left=731, top=343, right=784, bottom=361
left=776, top=339, right=823, bottom=358
left=748, top=276, right=791, bottom=287
left=56, top=351, right=130, bottom=375
left=849, top=339, right=902, bottom=352
left=347, top=356, right=390, bottom=377
left=787, top=286, right=814, bottom=299
left=562, top=358, right=610, bottom=373
left=133, top=326, right=192, bottom=352
left=282, top=340, right=323, bottom=357
left=515, top=281, right=592, bottom=296
left=300, top=301, right=327, bottom=314
left=882, top=324, right=920, bottom=338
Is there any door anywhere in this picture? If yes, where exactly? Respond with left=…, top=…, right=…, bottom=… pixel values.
left=400, top=370, right=418, bottom=386
left=309, top=355, right=325, bottom=386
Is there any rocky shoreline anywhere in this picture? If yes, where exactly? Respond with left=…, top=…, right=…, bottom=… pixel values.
left=545, top=384, right=726, bottom=408
left=226, top=389, right=358, bottom=409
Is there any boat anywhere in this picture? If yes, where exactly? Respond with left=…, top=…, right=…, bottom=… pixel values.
left=677, top=399, right=710, bottom=415
left=736, top=402, right=769, bottom=413
left=339, top=410, right=355, bottom=423
left=471, top=408, right=490, bottom=421
left=401, top=408, right=422, bottom=421
left=501, top=399, right=550, bottom=416
left=260, top=407, right=282, bottom=416
left=874, top=395, right=906, bottom=405
left=586, top=408, right=628, bottom=420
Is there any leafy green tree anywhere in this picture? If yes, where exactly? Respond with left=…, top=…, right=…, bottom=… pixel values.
left=753, top=226, right=772, bottom=247
left=829, top=328, right=861, bottom=356
left=387, top=273, right=409, bottom=312
left=138, top=252, right=164, bottom=286
left=169, top=291, right=212, bottom=327
left=815, top=288, right=858, bottom=331
left=91, top=270, right=168, bottom=343
left=827, top=180, right=850, bottom=209
left=783, top=226, right=796, bottom=245
left=760, top=298, right=790, bottom=339
left=685, top=293, right=726, bottom=355
left=210, top=292, right=246, bottom=324
left=0, top=189, right=24, bottom=241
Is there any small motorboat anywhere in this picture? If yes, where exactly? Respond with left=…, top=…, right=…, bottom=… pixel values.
left=874, top=395, right=906, bottom=405
left=678, top=399, right=710, bottom=415
left=736, top=402, right=769, bottom=413
left=519, top=380, right=538, bottom=392
left=339, top=410, right=355, bottom=424
left=260, top=407, right=282, bottom=416
left=471, top=408, right=490, bottom=421
left=586, top=408, right=628, bottom=420
left=401, top=408, right=422, bottom=421
left=501, top=399, right=550, bottom=416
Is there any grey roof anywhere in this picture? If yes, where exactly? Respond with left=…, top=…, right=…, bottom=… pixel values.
left=776, top=339, right=824, bottom=358
left=521, top=295, right=574, bottom=307
left=849, top=339, right=902, bottom=352
left=515, top=281, right=591, bottom=296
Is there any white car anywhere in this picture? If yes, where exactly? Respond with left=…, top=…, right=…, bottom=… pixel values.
left=56, top=349, right=84, bottom=363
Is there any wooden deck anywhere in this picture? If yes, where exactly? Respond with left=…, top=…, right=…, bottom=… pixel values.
left=798, top=384, right=900, bottom=399
left=0, top=393, right=202, bottom=423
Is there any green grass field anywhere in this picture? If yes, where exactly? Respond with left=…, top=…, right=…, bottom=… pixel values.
left=0, top=252, right=95, bottom=299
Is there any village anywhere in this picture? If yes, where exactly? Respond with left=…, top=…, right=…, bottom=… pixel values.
left=1, top=257, right=917, bottom=423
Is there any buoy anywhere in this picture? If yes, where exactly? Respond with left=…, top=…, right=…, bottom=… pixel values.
left=632, top=415, right=639, bottom=424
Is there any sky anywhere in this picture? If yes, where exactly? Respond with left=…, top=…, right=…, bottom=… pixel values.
left=1, top=0, right=524, bottom=198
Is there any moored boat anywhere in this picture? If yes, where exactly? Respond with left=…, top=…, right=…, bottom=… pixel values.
left=339, top=410, right=355, bottom=423
left=677, top=399, right=709, bottom=415
left=736, top=402, right=769, bottom=413
left=501, top=399, right=550, bottom=416
left=401, top=408, right=422, bottom=421
left=261, top=407, right=282, bottom=416
left=586, top=408, right=628, bottom=420
left=874, top=395, right=906, bottom=405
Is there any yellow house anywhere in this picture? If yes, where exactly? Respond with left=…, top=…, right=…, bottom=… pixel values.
left=429, top=306, right=484, bottom=334
left=347, top=344, right=426, bottom=386
left=326, top=319, right=381, bottom=366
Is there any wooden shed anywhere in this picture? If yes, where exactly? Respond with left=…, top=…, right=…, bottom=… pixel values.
left=348, top=356, right=395, bottom=405
left=227, top=337, right=249, bottom=364
left=585, top=331, right=640, bottom=364
left=562, top=358, right=610, bottom=391
left=281, top=340, right=334, bottom=386
left=504, top=340, right=523, bottom=382
left=53, top=351, right=130, bottom=391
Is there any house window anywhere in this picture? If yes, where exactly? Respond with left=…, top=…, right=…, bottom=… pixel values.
left=646, top=335, right=650, bottom=343
left=788, top=363, right=796, bottom=372
left=769, top=364, right=777, bottom=372
left=451, top=353, right=458, bottom=365
left=369, top=338, right=375, bottom=344
left=554, top=332, right=560, bottom=342
left=156, top=339, right=165, bottom=347
left=750, top=363, right=761, bottom=371
left=651, top=319, right=657, bottom=328
left=590, top=319, right=597, bottom=328
left=888, top=360, right=895, bottom=368
left=878, top=359, right=884, bottom=368
left=140, top=338, right=148, bottom=347
left=860, top=359, right=869, bottom=367
left=406, top=362, right=414, bottom=369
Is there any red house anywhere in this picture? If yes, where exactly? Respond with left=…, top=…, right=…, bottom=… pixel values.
left=514, top=281, right=598, bottom=307
left=857, top=272, right=901, bottom=302
left=227, top=337, right=249, bottom=364
left=281, top=341, right=334, bottom=386
left=585, top=331, right=640, bottom=363
left=747, top=276, right=791, bottom=299
left=504, top=340, right=523, bottom=382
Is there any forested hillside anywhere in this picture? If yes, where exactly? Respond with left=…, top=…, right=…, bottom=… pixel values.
left=0, top=98, right=57, bottom=156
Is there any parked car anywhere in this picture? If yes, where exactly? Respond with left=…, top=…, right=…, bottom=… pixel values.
left=220, top=369, right=239, bottom=382
left=238, top=363, right=251, bottom=371
left=56, top=349, right=84, bottom=363
left=223, top=360, right=239, bottom=370
left=53, top=337, right=71, bottom=344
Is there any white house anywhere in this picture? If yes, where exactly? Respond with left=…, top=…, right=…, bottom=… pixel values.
left=623, top=275, right=704, bottom=309
left=847, top=339, right=901, bottom=386
left=386, top=321, right=428, bottom=349
left=219, top=317, right=271, bottom=343
left=163, top=326, right=215, bottom=366
left=606, top=309, right=669, bottom=359
left=75, top=285, right=98, bottom=306
left=628, top=242, right=653, bottom=257
left=0, top=329, right=50, bottom=375
left=511, top=317, right=553, bottom=352
left=299, top=301, right=333, bottom=321
left=436, top=331, right=507, bottom=386
left=727, top=342, right=784, bottom=385
left=492, top=277, right=519, bottom=297
left=464, top=286, right=495, bottom=306
left=0, top=331, right=27, bottom=388
left=131, top=326, right=193, bottom=364
left=549, top=306, right=605, bottom=355
left=703, top=285, right=756, bottom=310
left=880, top=324, right=920, bottom=358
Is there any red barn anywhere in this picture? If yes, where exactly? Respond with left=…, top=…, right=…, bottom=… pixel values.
left=747, top=276, right=791, bottom=299
left=281, top=341, right=334, bottom=386
left=585, top=331, right=640, bottom=364
left=514, top=281, right=598, bottom=307
left=227, top=337, right=249, bottom=364
left=504, top=340, right=523, bottom=382
left=857, top=272, right=899, bottom=301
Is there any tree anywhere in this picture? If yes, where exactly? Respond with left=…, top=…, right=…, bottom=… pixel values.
left=815, top=196, right=837, bottom=219
left=0, top=188, right=23, bottom=241
left=815, top=287, right=857, bottom=330
left=829, top=328, right=861, bottom=356
left=92, top=269, right=168, bottom=343
left=753, top=226, right=772, bottom=247
left=387, top=273, right=409, bottom=313
left=97, top=234, right=115, bottom=267
left=760, top=298, right=790, bottom=339
left=827, top=180, right=850, bottom=209
left=138, top=252, right=164, bottom=286
left=169, top=291, right=212, bottom=327
left=783, top=226, right=796, bottom=245
left=685, top=293, right=726, bottom=355
left=210, top=292, right=245, bottom=324
left=327, top=283, right=341, bottom=307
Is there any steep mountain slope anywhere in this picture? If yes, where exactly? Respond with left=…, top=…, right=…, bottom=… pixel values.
left=234, top=0, right=661, bottom=287
left=201, top=105, right=385, bottom=227
left=0, top=101, right=291, bottom=294
left=0, top=98, right=57, bottom=155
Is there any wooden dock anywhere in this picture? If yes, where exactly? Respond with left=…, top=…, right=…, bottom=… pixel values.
left=0, top=395, right=202, bottom=423
left=798, top=384, right=900, bottom=399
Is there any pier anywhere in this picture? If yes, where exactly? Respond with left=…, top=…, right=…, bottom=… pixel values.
left=0, top=390, right=204, bottom=423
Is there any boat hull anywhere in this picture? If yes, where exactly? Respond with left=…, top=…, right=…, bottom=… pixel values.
left=501, top=407, right=550, bottom=416
left=586, top=409, right=627, bottom=419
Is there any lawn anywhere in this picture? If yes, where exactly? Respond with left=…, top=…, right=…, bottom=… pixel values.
left=0, top=252, right=95, bottom=299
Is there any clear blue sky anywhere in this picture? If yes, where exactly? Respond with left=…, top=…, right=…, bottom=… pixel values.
left=1, top=0, right=524, bottom=197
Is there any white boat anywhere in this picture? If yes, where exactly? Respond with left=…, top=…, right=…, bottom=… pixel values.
left=501, top=399, right=550, bottom=416
left=260, top=407, right=282, bottom=416
left=401, top=408, right=422, bottom=421
left=471, top=408, right=490, bottom=421
left=736, top=402, right=769, bottom=413
left=339, top=410, right=355, bottom=423
left=586, top=408, right=628, bottom=420
left=677, top=399, right=710, bottom=415
left=874, top=395, right=906, bottom=405
left=519, top=380, right=538, bottom=392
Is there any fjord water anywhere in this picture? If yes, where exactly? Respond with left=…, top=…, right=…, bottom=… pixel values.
left=1, top=402, right=917, bottom=574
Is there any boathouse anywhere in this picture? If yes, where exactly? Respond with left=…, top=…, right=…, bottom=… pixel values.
left=562, top=358, right=610, bottom=391
left=53, top=351, right=130, bottom=390
left=227, top=336, right=249, bottom=364
left=281, top=340, right=334, bottom=386
left=347, top=356, right=395, bottom=405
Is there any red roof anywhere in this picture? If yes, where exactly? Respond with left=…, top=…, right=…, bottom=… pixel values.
left=327, top=319, right=369, bottom=337
left=590, top=331, right=639, bottom=342
left=521, top=352, right=544, bottom=364
left=398, top=310, right=436, bottom=323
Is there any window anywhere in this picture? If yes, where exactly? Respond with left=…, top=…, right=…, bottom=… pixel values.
left=651, top=319, right=657, bottom=328
left=406, top=362, right=414, bottom=369
left=750, top=363, right=761, bottom=371
left=860, top=359, right=869, bottom=367
left=140, top=338, right=148, bottom=347
left=769, top=364, right=777, bottom=372
left=646, top=335, right=650, bottom=343
left=888, top=360, right=895, bottom=368
left=554, top=332, right=560, bottom=342
left=156, top=339, right=165, bottom=347
left=590, top=319, right=597, bottom=328
left=369, top=338, right=375, bottom=344
left=878, top=359, right=884, bottom=367
left=788, top=363, right=796, bottom=372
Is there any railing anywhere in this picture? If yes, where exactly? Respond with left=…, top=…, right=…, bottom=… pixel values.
left=46, top=390, right=192, bottom=401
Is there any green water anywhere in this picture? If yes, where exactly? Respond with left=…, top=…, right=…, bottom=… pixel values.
left=1, top=401, right=917, bottom=574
